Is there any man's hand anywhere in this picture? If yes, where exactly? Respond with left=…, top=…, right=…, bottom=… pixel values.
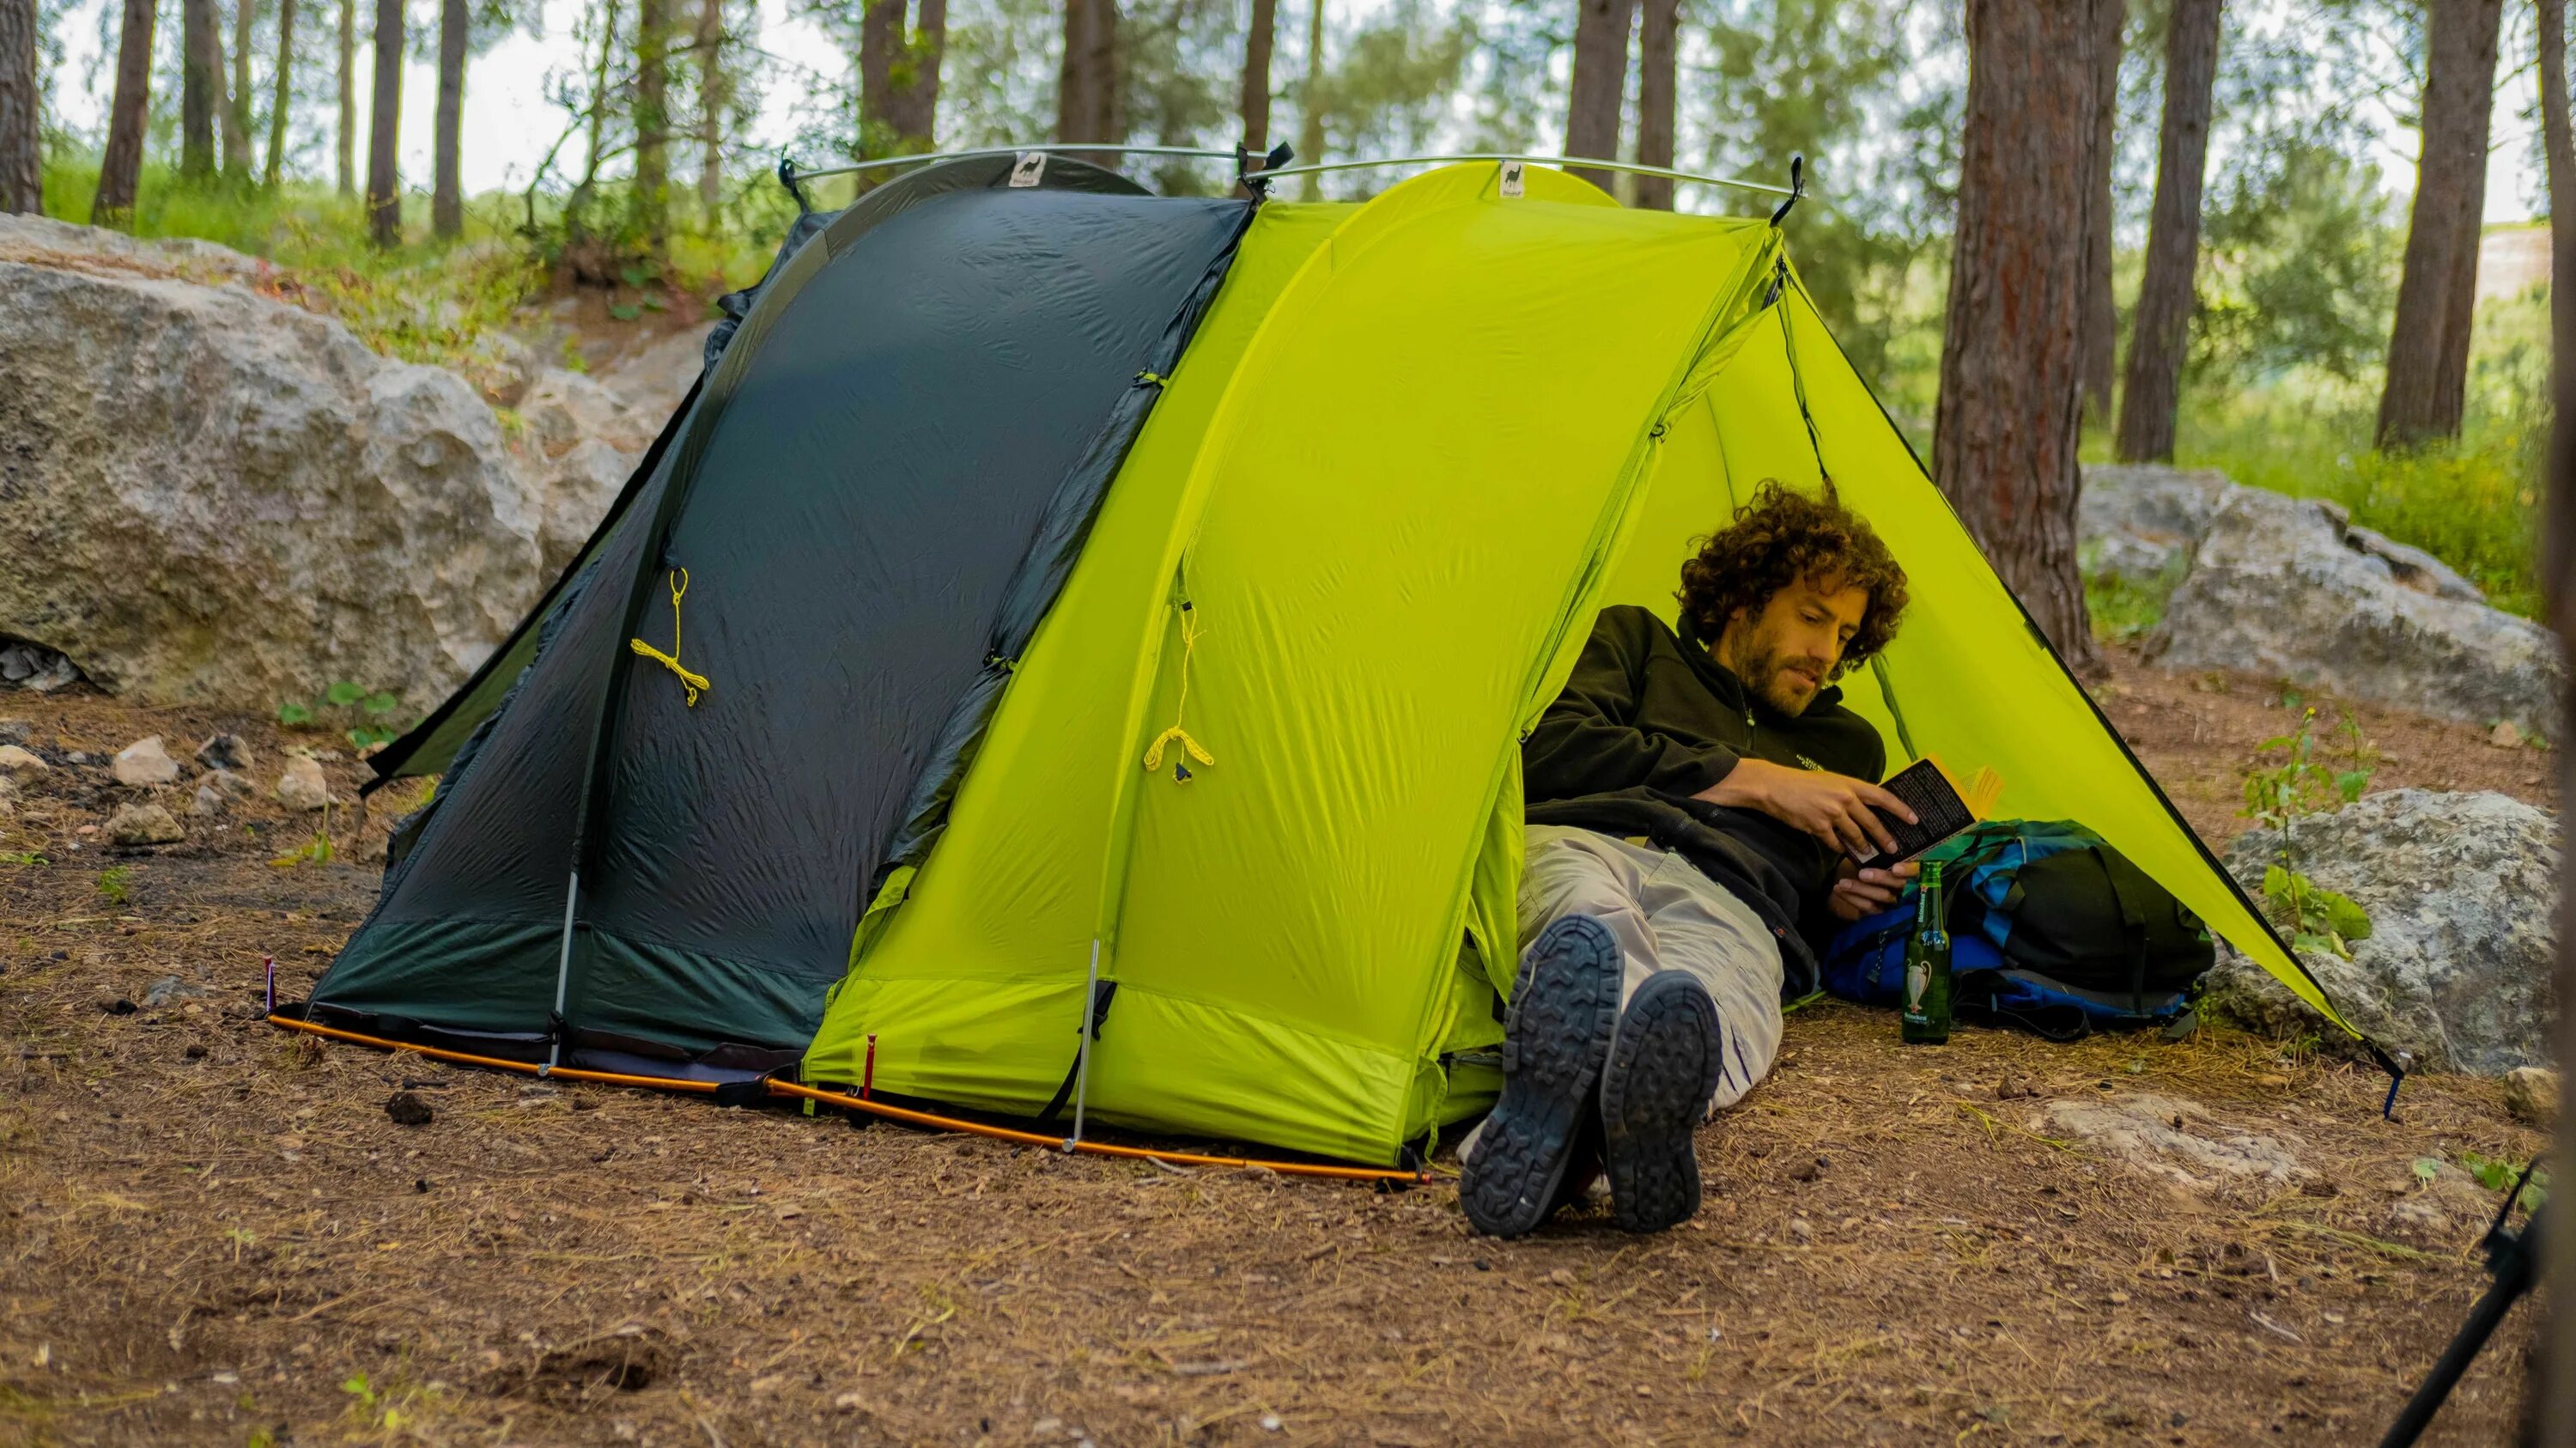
left=1827, top=858, right=1919, bottom=922
left=1692, top=757, right=1917, bottom=857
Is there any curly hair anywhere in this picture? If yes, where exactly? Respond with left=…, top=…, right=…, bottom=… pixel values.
left=1675, top=479, right=1908, bottom=678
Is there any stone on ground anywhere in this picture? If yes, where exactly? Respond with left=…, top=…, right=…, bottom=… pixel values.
left=2036, top=1092, right=2310, bottom=1189
left=2503, top=1067, right=2560, bottom=1129
left=276, top=755, right=332, bottom=811
left=0, top=218, right=545, bottom=711
left=111, top=735, right=181, bottom=787
left=2201, top=789, right=2560, bottom=1074
left=0, top=744, right=47, bottom=775
left=0, top=639, right=84, bottom=691
left=105, top=800, right=185, bottom=846
left=2148, top=485, right=2559, bottom=736
left=193, top=733, right=252, bottom=772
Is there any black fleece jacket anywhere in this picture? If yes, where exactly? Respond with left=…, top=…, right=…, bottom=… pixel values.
left=1521, top=605, right=1887, bottom=996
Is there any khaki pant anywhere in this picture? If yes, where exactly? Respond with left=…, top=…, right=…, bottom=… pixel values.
left=1518, top=824, right=1785, bottom=1115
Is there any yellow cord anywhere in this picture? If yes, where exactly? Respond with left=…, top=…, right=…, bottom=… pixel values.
left=1142, top=607, right=1213, bottom=782
left=629, top=568, right=711, bottom=706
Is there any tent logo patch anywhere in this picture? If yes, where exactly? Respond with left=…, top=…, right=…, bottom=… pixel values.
left=1498, top=160, right=1525, bottom=198
left=1010, top=152, right=1049, bottom=188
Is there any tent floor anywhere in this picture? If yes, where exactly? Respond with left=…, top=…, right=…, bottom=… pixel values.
left=2, top=648, right=2556, bottom=1444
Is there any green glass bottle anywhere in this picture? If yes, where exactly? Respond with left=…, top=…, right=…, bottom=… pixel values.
left=1899, top=861, right=1952, bottom=1045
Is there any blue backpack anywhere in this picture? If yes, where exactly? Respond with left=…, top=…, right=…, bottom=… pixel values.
left=1820, top=820, right=2216, bottom=1040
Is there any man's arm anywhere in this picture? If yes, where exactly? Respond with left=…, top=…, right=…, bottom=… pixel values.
left=1695, top=757, right=1913, bottom=859
left=1523, top=612, right=1738, bottom=801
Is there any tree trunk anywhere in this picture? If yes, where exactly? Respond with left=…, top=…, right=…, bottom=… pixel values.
left=183, top=0, right=218, bottom=179
left=1054, top=0, right=1117, bottom=149
left=2113, top=0, right=2221, bottom=463
left=634, top=0, right=670, bottom=252
left=1563, top=0, right=1636, bottom=196
left=1933, top=0, right=2112, bottom=672
left=226, top=0, right=253, bottom=177
left=366, top=0, right=401, bottom=246
left=336, top=0, right=354, bottom=194
left=264, top=0, right=295, bottom=186
left=0, top=0, right=40, bottom=215
left=432, top=0, right=465, bottom=236
left=1240, top=0, right=1275, bottom=157
left=695, top=0, right=723, bottom=210
left=889, top=0, right=944, bottom=148
left=1295, top=0, right=1321, bottom=198
left=2543, top=0, right=2576, bottom=1416
left=859, top=0, right=895, bottom=141
left=2081, top=0, right=2123, bottom=423
left=1631, top=0, right=1676, bottom=210
left=2378, top=0, right=2504, bottom=448
left=93, top=0, right=156, bottom=221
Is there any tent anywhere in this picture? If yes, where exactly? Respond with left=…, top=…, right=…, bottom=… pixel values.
left=294, top=153, right=2366, bottom=1168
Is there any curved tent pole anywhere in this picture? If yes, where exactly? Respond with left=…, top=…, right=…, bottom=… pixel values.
left=1239, top=152, right=1799, bottom=198
left=781, top=144, right=1245, bottom=184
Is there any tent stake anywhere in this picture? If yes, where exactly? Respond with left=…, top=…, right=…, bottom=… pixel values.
left=862, top=1033, right=877, bottom=1100
left=1066, top=940, right=1102, bottom=1152
left=545, top=869, right=579, bottom=1070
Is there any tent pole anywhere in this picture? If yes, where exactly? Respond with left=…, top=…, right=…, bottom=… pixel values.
left=1066, top=939, right=1102, bottom=1151
left=545, top=869, right=579, bottom=1070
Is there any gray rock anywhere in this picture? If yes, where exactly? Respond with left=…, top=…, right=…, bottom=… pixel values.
left=0, top=227, right=545, bottom=712
left=105, top=800, right=184, bottom=846
left=0, top=775, right=17, bottom=815
left=2035, top=1092, right=2309, bottom=1189
left=0, top=211, right=261, bottom=280
left=596, top=325, right=714, bottom=423
left=194, top=733, right=252, bottom=772
left=2316, top=502, right=2486, bottom=604
left=111, top=735, right=181, bottom=788
left=2504, top=1066, right=2560, bottom=1128
left=513, top=368, right=653, bottom=575
left=276, top=755, right=331, bottom=811
left=2201, top=789, right=2560, bottom=1074
left=0, top=744, right=46, bottom=775
left=2150, top=488, right=2561, bottom=736
left=143, top=976, right=212, bottom=1007
left=191, top=781, right=228, bottom=817
left=191, top=768, right=252, bottom=816
left=0, top=640, right=82, bottom=691
left=2079, top=465, right=2232, bottom=586
left=0, top=720, right=24, bottom=745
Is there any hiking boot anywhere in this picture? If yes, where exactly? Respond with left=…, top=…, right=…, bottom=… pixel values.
left=1459, top=915, right=1622, bottom=1238
left=1598, top=969, right=1722, bottom=1234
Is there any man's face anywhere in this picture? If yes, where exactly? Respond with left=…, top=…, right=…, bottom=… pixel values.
left=1717, top=574, right=1871, bottom=717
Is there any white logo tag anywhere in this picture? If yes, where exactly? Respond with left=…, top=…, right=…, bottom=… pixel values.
left=1010, top=151, right=1048, bottom=188
left=1499, top=160, right=1526, bottom=198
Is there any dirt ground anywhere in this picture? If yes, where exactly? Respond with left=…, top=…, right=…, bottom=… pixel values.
left=0, top=652, right=2560, bottom=1445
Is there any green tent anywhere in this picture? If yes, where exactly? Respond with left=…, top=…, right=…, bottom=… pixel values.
left=312, top=155, right=2362, bottom=1168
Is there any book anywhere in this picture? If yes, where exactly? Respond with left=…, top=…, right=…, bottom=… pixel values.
left=1852, top=755, right=2002, bottom=865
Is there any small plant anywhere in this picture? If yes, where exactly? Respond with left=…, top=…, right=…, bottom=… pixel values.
left=0, top=850, right=47, bottom=867
left=2458, top=1149, right=2549, bottom=1213
left=2081, top=545, right=2188, bottom=644
left=95, top=866, right=132, bottom=906
left=2241, top=706, right=2379, bottom=958
left=269, top=801, right=336, bottom=868
left=277, top=682, right=407, bottom=751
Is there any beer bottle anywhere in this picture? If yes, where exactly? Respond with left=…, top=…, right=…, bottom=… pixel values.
left=1899, top=861, right=1952, bottom=1045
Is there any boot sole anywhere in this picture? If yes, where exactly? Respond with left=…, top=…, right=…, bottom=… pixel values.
left=1458, top=916, right=1621, bottom=1238
left=1600, top=970, right=1722, bottom=1234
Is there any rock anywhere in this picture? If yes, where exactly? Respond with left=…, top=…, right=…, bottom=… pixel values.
left=143, top=976, right=212, bottom=1007
left=190, top=781, right=228, bottom=817
left=276, top=755, right=331, bottom=811
left=512, top=368, right=653, bottom=574
left=2036, top=1092, right=2310, bottom=1189
left=385, top=1091, right=435, bottom=1127
left=2503, top=1067, right=2560, bottom=1128
left=194, top=733, right=252, bottom=772
left=0, top=744, right=48, bottom=776
left=2150, top=487, right=2560, bottom=736
left=2491, top=721, right=2524, bottom=749
left=0, top=639, right=83, bottom=691
left=0, top=776, right=17, bottom=815
left=2079, top=465, right=2232, bottom=586
left=0, top=211, right=262, bottom=282
left=2313, top=501, right=2486, bottom=603
left=111, top=735, right=181, bottom=787
left=191, top=766, right=253, bottom=819
left=2200, top=789, right=2560, bottom=1074
left=105, top=800, right=184, bottom=846
left=0, top=223, right=545, bottom=712
left=0, top=720, right=25, bottom=744
left=2383, top=1159, right=2498, bottom=1243
left=596, top=325, right=714, bottom=423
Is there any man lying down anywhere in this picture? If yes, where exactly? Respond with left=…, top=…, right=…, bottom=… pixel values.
left=1461, top=480, right=1915, bottom=1238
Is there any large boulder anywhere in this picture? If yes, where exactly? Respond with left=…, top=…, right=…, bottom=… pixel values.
left=513, top=368, right=655, bottom=574
left=2147, top=484, right=2560, bottom=736
left=2078, top=465, right=2231, bottom=587
left=0, top=218, right=545, bottom=712
left=596, top=325, right=713, bottom=423
left=2201, top=788, right=2560, bottom=1074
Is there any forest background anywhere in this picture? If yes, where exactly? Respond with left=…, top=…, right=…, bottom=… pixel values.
left=0, top=0, right=2561, bottom=636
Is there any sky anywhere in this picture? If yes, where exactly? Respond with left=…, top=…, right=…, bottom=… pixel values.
left=41, top=0, right=2549, bottom=224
